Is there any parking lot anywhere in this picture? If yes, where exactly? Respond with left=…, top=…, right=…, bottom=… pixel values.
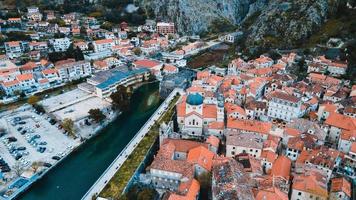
left=0, top=107, right=80, bottom=185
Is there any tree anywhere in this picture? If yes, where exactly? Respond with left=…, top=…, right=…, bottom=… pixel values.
left=110, top=85, right=133, bottom=112
left=13, top=161, right=23, bottom=177
left=137, top=188, right=158, bottom=200
left=80, top=26, right=87, bottom=36
left=267, top=50, right=282, bottom=60
left=33, top=104, right=46, bottom=114
left=100, top=21, right=113, bottom=31
left=132, top=47, right=142, bottom=56
left=62, top=118, right=75, bottom=137
left=0, top=89, right=5, bottom=99
left=49, top=18, right=66, bottom=27
left=31, top=161, right=41, bottom=173
left=197, top=172, right=212, bottom=200
left=88, top=108, right=106, bottom=123
left=27, top=95, right=40, bottom=105
left=74, top=47, right=84, bottom=61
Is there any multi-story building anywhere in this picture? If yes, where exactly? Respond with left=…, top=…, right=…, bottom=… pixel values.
left=29, top=41, right=48, bottom=51
left=296, top=147, right=342, bottom=180
left=329, top=177, right=351, bottom=200
left=156, top=22, right=175, bottom=35
left=0, top=80, right=20, bottom=95
left=93, top=39, right=115, bottom=52
left=267, top=91, right=302, bottom=122
left=49, top=38, right=71, bottom=52
left=176, top=93, right=224, bottom=138
left=93, top=68, right=150, bottom=98
left=41, top=69, right=61, bottom=85
left=15, top=73, right=37, bottom=93
left=324, top=113, right=356, bottom=143
left=54, top=59, right=91, bottom=81
left=291, top=169, right=328, bottom=200
left=225, top=131, right=263, bottom=158
left=5, top=41, right=24, bottom=59
left=0, top=60, right=21, bottom=82
left=227, top=118, right=272, bottom=140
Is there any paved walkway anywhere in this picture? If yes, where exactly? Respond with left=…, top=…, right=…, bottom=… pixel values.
left=81, top=88, right=184, bottom=200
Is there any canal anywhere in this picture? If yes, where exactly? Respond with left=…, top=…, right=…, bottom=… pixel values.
left=18, top=82, right=161, bottom=200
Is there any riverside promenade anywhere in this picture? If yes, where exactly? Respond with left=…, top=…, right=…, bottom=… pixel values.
left=81, top=88, right=184, bottom=200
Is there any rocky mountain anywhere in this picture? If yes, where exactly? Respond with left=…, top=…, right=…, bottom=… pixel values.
left=244, top=0, right=343, bottom=49
left=137, top=0, right=268, bottom=34
left=137, top=0, right=346, bottom=48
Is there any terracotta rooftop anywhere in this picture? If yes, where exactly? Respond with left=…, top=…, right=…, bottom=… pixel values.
left=292, top=169, right=328, bottom=198
left=325, top=112, right=356, bottom=131
left=255, top=187, right=288, bottom=200
left=133, top=59, right=161, bottom=68
left=187, top=146, right=215, bottom=171
left=227, top=119, right=272, bottom=135
left=330, top=177, right=351, bottom=197
left=271, top=155, right=291, bottom=181
left=269, top=90, right=300, bottom=103
left=16, top=73, right=33, bottom=81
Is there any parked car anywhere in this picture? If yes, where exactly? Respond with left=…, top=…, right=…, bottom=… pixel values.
left=17, top=147, right=26, bottom=151
left=18, top=121, right=26, bottom=125
left=17, top=127, right=23, bottom=131
left=43, top=163, right=52, bottom=168
left=0, top=132, right=7, bottom=137
left=7, top=137, right=17, bottom=142
left=52, top=156, right=60, bottom=160
left=15, top=154, right=22, bottom=160
left=37, top=147, right=46, bottom=153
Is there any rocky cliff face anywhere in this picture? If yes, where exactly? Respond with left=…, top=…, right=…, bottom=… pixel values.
left=137, top=0, right=343, bottom=48
left=244, top=0, right=343, bottom=48
left=137, top=0, right=268, bottom=34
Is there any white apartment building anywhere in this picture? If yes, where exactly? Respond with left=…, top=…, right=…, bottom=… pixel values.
left=49, top=38, right=71, bottom=52
left=93, top=39, right=115, bottom=52
left=41, top=69, right=62, bottom=84
left=5, top=41, right=24, bottom=59
left=0, top=60, right=21, bottom=82
left=55, top=59, right=91, bottom=81
left=267, top=91, right=302, bottom=122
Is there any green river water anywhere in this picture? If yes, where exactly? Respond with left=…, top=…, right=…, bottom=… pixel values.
left=18, top=82, right=160, bottom=200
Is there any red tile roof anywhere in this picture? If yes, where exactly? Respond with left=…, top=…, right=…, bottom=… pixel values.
left=325, top=112, right=356, bottom=131
left=255, top=187, right=288, bottom=200
left=187, top=146, right=215, bottom=171
left=42, top=69, right=58, bottom=75
left=208, top=121, right=224, bottom=130
left=16, top=73, right=33, bottom=81
left=227, top=119, right=272, bottom=135
left=271, top=155, right=291, bottom=181
left=330, top=177, right=351, bottom=197
left=133, top=59, right=161, bottom=68
left=206, top=135, right=220, bottom=147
